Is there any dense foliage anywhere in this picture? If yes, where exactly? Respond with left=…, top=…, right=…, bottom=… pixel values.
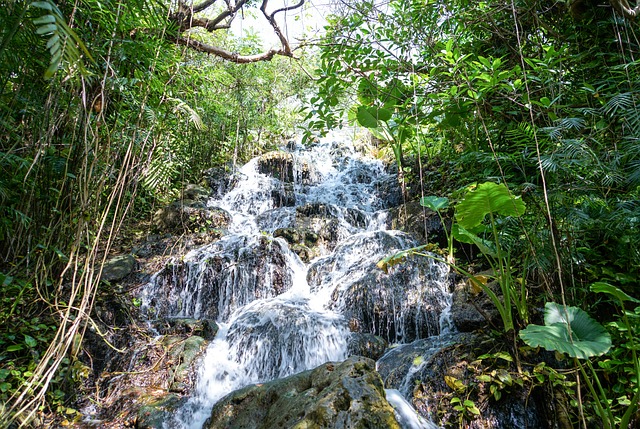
left=0, top=0, right=306, bottom=426
left=305, top=0, right=640, bottom=426
left=2, top=0, right=639, bottom=426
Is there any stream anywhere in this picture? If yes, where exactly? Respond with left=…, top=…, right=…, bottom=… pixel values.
left=141, top=131, right=452, bottom=428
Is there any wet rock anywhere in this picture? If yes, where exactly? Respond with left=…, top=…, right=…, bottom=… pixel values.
left=203, top=356, right=401, bottom=429
left=152, top=201, right=231, bottom=235
left=165, top=335, right=207, bottom=393
left=347, top=333, right=388, bottom=360
left=257, top=151, right=317, bottom=185
left=258, top=151, right=295, bottom=182
left=387, top=200, right=449, bottom=246
left=308, top=231, right=451, bottom=343
left=373, top=174, right=403, bottom=209
left=203, top=166, right=239, bottom=198
left=451, top=277, right=502, bottom=332
left=143, top=235, right=298, bottom=321
left=100, top=254, right=136, bottom=283
left=150, top=318, right=218, bottom=340
left=274, top=227, right=321, bottom=262
left=270, top=182, right=296, bottom=208
left=136, top=393, right=184, bottom=429
left=225, top=298, right=349, bottom=381
left=378, top=334, right=550, bottom=429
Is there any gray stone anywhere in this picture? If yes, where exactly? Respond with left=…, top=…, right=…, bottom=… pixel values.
left=387, top=201, right=449, bottom=246
left=204, top=356, right=401, bottom=429
left=101, top=254, right=136, bottom=283
left=152, top=202, right=230, bottom=234
left=347, top=333, right=388, bottom=360
left=450, top=277, right=502, bottom=332
left=182, top=183, right=210, bottom=202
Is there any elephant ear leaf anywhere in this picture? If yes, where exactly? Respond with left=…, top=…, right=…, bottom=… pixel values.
left=455, top=182, right=526, bottom=230
left=420, top=196, right=449, bottom=211
left=519, top=302, right=612, bottom=360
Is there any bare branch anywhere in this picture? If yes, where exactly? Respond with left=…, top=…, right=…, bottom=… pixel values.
left=174, top=36, right=292, bottom=63
left=192, top=0, right=218, bottom=13
left=260, top=0, right=306, bottom=56
left=169, top=0, right=306, bottom=63
left=610, top=0, right=640, bottom=18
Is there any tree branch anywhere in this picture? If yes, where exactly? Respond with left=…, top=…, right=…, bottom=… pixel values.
left=610, top=0, right=640, bottom=18
left=174, top=36, right=292, bottom=63
left=169, top=0, right=306, bottom=63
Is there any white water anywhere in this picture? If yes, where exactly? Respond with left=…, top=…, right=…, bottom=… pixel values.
left=143, top=131, right=451, bottom=429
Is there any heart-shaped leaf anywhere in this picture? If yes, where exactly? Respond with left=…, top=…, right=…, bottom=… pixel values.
left=519, top=302, right=611, bottom=359
left=420, top=196, right=449, bottom=211
left=455, top=182, right=525, bottom=230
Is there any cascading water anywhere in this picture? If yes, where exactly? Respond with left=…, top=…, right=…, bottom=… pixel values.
left=141, top=131, right=452, bottom=429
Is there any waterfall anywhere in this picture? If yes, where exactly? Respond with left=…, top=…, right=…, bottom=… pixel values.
left=141, top=131, right=451, bottom=429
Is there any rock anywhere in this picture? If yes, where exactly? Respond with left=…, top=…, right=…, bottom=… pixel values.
left=182, top=183, right=210, bottom=202
left=165, top=335, right=207, bottom=393
left=257, top=151, right=317, bottom=185
left=142, top=234, right=298, bottom=321
left=225, top=299, right=349, bottom=381
left=100, top=254, right=136, bottom=283
left=204, top=167, right=241, bottom=198
left=203, top=356, right=401, bottom=429
left=258, top=151, right=295, bottom=182
left=450, top=276, right=502, bottom=332
left=377, top=334, right=549, bottom=429
left=150, top=318, right=218, bottom=340
left=136, top=393, right=184, bottom=429
left=387, top=201, right=448, bottom=246
left=152, top=202, right=231, bottom=234
left=347, top=333, right=388, bottom=360
left=308, top=231, right=452, bottom=343
left=373, top=174, right=403, bottom=209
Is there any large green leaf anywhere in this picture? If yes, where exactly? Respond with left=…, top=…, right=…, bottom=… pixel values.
left=519, top=302, right=612, bottom=359
left=591, top=282, right=640, bottom=304
left=455, top=182, right=526, bottom=229
left=420, top=196, right=449, bottom=211
left=451, top=224, right=496, bottom=257
left=356, top=106, right=392, bottom=128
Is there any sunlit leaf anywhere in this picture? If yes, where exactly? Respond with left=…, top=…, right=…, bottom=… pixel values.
left=519, top=302, right=612, bottom=359
left=455, top=182, right=526, bottom=229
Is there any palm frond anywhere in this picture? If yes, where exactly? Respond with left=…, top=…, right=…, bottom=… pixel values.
left=30, top=0, right=94, bottom=79
left=165, top=97, right=206, bottom=131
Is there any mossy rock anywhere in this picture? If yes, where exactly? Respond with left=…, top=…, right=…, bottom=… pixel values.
left=204, top=356, right=401, bottom=429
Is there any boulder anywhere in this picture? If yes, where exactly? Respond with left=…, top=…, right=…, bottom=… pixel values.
left=150, top=318, right=218, bottom=341
left=258, top=151, right=295, bottom=182
left=203, top=356, right=401, bottom=429
left=182, top=183, right=210, bottom=203
left=203, top=167, right=238, bottom=198
left=308, top=231, right=452, bottom=343
left=136, top=393, right=184, bottom=429
left=143, top=235, right=298, bottom=321
left=347, top=333, right=388, bottom=360
left=257, top=151, right=317, bottom=185
left=100, top=254, right=136, bottom=283
left=152, top=202, right=230, bottom=235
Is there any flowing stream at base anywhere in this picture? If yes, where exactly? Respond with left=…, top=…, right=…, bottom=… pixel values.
left=142, top=131, right=452, bottom=429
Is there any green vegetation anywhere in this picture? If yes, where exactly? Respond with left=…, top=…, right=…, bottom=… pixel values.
left=0, top=0, right=307, bottom=426
left=2, top=0, right=640, bottom=427
left=307, top=0, right=640, bottom=427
